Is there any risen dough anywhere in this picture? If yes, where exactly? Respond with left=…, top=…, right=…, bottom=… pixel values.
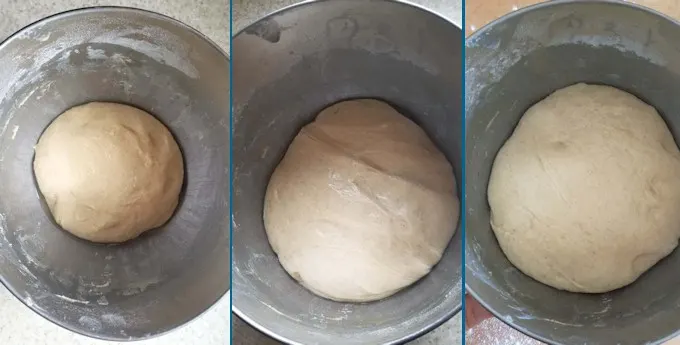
left=489, top=83, right=680, bottom=293
left=264, top=99, right=458, bottom=302
left=34, top=102, right=184, bottom=243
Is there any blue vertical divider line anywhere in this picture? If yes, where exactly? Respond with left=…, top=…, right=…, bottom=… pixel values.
left=460, top=0, right=467, bottom=342
left=228, top=0, right=234, bottom=343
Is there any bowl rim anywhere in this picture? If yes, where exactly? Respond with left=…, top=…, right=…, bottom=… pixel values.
left=231, top=0, right=462, bottom=344
left=465, top=1, right=680, bottom=345
left=0, top=6, right=230, bottom=342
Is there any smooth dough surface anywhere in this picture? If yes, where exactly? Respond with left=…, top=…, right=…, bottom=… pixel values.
left=489, top=83, right=680, bottom=293
left=34, top=102, right=184, bottom=243
left=264, top=99, right=459, bottom=302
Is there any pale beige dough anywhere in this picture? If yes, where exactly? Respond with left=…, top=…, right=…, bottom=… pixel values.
left=264, top=99, right=459, bottom=302
left=489, top=83, right=680, bottom=293
left=34, top=102, right=184, bottom=243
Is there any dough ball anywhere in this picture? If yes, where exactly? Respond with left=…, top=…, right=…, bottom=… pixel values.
left=264, top=99, right=458, bottom=302
left=34, top=102, right=184, bottom=243
left=489, top=83, right=680, bottom=293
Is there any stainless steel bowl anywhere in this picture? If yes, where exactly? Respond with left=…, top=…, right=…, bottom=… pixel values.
left=466, top=1, right=680, bottom=344
left=0, top=8, right=229, bottom=340
left=232, top=1, right=462, bottom=344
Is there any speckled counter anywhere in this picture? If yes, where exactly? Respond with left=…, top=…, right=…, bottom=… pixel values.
left=0, top=1, right=229, bottom=345
left=232, top=0, right=462, bottom=344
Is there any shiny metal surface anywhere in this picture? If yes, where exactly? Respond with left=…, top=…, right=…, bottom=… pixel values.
left=232, top=1, right=462, bottom=344
left=0, top=8, right=230, bottom=341
left=466, top=1, right=680, bottom=344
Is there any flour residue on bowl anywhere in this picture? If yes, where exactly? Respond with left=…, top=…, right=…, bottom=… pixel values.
left=0, top=13, right=200, bottom=110
left=466, top=2, right=680, bottom=114
left=468, top=317, right=545, bottom=345
left=78, top=315, right=103, bottom=332
left=55, top=294, right=90, bottom=305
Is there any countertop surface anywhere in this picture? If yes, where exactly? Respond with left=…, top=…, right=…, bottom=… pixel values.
left=0, top=1, right=229, bottom=345
left=232, top=0, right=462, bottom=344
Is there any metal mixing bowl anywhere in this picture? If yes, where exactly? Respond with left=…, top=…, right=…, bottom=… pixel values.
left=466, top=1, right=680, bottom=344
left=0, top=7, right=229, bottom=340
left=232, top=1, right=462, bottom=344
